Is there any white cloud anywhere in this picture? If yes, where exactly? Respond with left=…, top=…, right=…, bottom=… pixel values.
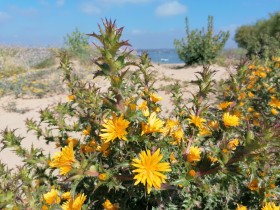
left=131, top=29, right=146, bottom=35
left=0, top=12, right=10, bottom=22
left=155, top=1, right=187, bottom=17
left=56, top=0, right=65, bottom=7
left=80, top=2, right=101, bottom=15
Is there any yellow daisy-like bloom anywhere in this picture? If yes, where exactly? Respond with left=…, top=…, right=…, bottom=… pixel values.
left=141, top=112, right=164, bottom=135
left=248, top=92, right=254, bottom=98
left=67, top=94, right=75, bottom=101
left=97, top=142, right=110, bottom=157
left=100, top=114, right=130, bottom=143
left=208, top=155, right=218, bottom=163
left=236, top=204, right=247, bottom=210
left=189, top=115, right=206, bottom=128
left=66, top=137, right=78, bottom=147
left=49, top=142, right=75, bottom=175
left=150, top=93, right=163, bottom=103
left=98, top=173, right=108, bottom=181
left=103, top=199, right=119, bottom=210
left=261, top=202, right=279, bottom=210
left=61, top=193, right=86, bottom=210
left=189, top=169, right=196, bottom=177
left=129, top=103, right=137, bottom=111
left=223, top=112, right=240, bottom=127
left=198, top=126, right=212, bottom=136
left=208, top=120, right=219, bottom=130
left=82, top=125, right=91, bottom=136
left=269, top=96, right=280, bottom=109
left=43, top=189, right=61, bottom=205
left=62, top=192, right=71, bottom=200
left=131, top=149, right=171, bottom=194
left=138, top=100, right=149, bottom=116
left=171, top=127, right=184, bottom=144
left=169, top=152, right=178, bottom=164
left=164, top=119, right=180, bottom=136
left=187, top=146, right=201, bottom=162
left=238, top=92, right=246, bottom=100
left=42, top=205, right=49, bottom=210
left=248, top=178, right=258, bottom=191
left=228, top=139, right=239, bottom=150
left=218, top=101, right=233, bottom=110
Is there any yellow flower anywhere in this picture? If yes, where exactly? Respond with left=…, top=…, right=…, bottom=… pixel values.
left=82, top=126, right=91, bottom=136
left=150, top=93, right=163, bottom=103
left=238, top=92, right=246, bottom=100
left=208, top=155, right=218, bottom=163
left=189, top=169, right=196, bottom=177
left=228, top=139, right=239, bottom=150
left=171, top=127, right=184, bottom=144
left=43, top=189, right=61, bottom=205
left=187, top=146, right=201, bottom=162
left=261, top=202, right=279, bottom=210
left=153, top=106, right=161, bottom=113
left=222, top=148, right=229, bottom=154
left=198, top=126, right=212, bottom=136
left=42, top=205, right=49, bottom=210
left=253, top=119, right=260, bottom=126
left=248, top=178, right=258, bottom=191
left=66, top=137, right=78, bottom=147
left=164, top=119, right=180, bottom=135
left=236, top=204, right=247, bottom=210
left=49, top=142, right=75, bottom=175
left=218, top=101, right=233, bottom=110
left=208, top=120, right=219, bottom=130
left=138, top=100, right=149, bottom=116
left=247, top=107, right=254, bottom=112
left=131, top=149, right=171, bottom=194
left=189, top=115, right=206, bottom=128
left=62, top=192, right=71, bottom=200
left=269, top=96, right=280, bottom=109
left=141, top=112, right=164, bottom=135
left=61, top=193, right=86, bottom=210
left=268, top=87, right=276, bottom=93
left=223, top=112, right=240, bottom=127
left=97, top=142, right=110, bottom=157
left=98, top=173, right=108, bottom=181
left=67, top=95, right=75, bottom=101
left=100, top=114, right=130, bottom=143
left=248, top=92, right=254, bottom=98
left=103, top=199, right=119, bottom=210
left=253, top=112, right=260, bottom=118
left=80, top=144, right=95, bottom=153
left=169, top=152, right=178, bottom=164
left=129, top=103, right=137, bottom=111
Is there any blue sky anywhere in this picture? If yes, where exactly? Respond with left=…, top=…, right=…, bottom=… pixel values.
left=0, top=0, right=279, bottom=49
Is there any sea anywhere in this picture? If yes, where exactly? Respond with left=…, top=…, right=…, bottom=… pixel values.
left=136, top=49, right=183, bottom=64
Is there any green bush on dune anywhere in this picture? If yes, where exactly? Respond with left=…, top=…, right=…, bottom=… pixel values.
left=235, top=12, right=280, bottom=59
left=174, top=16, right=229, bottom=66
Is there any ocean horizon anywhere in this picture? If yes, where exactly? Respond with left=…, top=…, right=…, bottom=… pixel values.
left=136, top=49, right=183, bottom=64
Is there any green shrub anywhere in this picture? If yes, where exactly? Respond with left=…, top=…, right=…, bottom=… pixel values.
left=174, top=16, right=229, bottom=66
left=235, top=12, right=280, bottom=59
left=64, top=27, right=90, bottom=61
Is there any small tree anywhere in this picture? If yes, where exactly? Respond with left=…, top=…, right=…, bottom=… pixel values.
left=174, top=16, right=229, bottom=66
left=235, top=12, right=280, bottom=59
left=64, top=27, right=90, bottom=59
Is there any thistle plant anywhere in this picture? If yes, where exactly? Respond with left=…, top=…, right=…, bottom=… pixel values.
left=0, top=19, right=279, bottom=210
